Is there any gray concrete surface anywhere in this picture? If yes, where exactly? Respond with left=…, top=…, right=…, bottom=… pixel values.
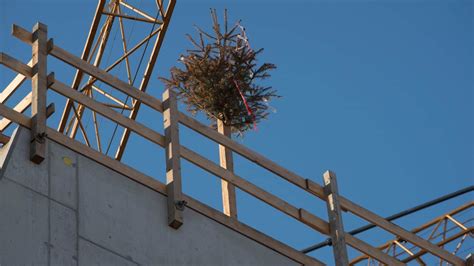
left=0, top=127, right=299, bottom=266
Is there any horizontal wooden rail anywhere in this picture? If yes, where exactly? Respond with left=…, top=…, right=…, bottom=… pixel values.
left=0, top=59, right=33, bottom=104
left=0, top=101, right=324, bottom=266
left=0, top=52, right=33, bottom=77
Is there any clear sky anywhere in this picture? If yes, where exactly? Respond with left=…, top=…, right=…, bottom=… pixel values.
left=1, top=0, right=473, bottom=263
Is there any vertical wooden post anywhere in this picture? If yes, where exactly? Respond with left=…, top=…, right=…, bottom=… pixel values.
left=30, top=22, right=48, bottom=164
left=466, top=254, right=473, bottom=266
left=217, top=119, right=237, bottom=218
left=163, top=89, right=184, bottom=229
left=323, top=170, right=349, bottom=266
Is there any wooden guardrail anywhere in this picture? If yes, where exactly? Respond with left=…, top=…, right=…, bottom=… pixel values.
left=0, top=23, right=468, bottom=266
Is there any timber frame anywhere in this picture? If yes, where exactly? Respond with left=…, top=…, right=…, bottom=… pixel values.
left=0, top=22, right=471, bottom=266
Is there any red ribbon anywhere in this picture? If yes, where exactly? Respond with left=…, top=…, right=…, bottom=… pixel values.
left=233, top=79, right=257, bottom=131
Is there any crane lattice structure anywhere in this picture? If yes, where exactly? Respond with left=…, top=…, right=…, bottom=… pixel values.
left=57, top=0, right=175, bottom=160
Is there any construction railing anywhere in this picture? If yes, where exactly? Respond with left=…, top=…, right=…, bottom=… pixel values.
left=0, top=22, right=470, bottom=266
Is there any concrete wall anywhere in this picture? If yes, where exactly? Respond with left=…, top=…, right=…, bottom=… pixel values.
left=0, top=127, right=299, bottom=266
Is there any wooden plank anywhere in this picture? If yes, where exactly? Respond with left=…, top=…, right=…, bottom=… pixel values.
left=322, top=170, right=349, bottom=266
left=178, top=113, right=309, bottom=190
left=345, top=235, right=404, bottom=265
left=218, top=120, right=237, bottom=219
left=0, top=132, right=10, bottom=144
left=0, top=92, right=32, bottom=131
left=465, top=253, right=472, bottom=266
left=0, top=103, right=31, bottom=128
left=163, top=89, right=183, bottom=229
left=299, top=208, right=330, bottom=235
left=338, top=196, right=464, bottom=265
left=0, top=59, right=33, bottom=103
left=11, top=24, right=33, bottom=44
left=48, top=77, right=165, bottom=147
left=30, top=22, right=48, bottom=164
left=179, top=146, right=331, bottom=236
left=0, top=104, right=323, bottom=266
left=0, top=94, right=54, bottom=132
left=0, top=52, right=33, bottom=77
left=48, top=44, right=164, bottom=112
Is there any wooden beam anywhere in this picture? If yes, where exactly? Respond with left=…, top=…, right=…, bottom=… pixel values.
left=0, top=92, right=32, bottom=131
left=0, top=103, right=323, bottom=266
left=339, top=196, right=464, bottom=265
left=0, top=93, right=54, bottom=132
left=30, top=22, right=48, bottom=164
left=322, top=170, right=349, bottom=266
left=48, top=44, right=164, bottom=112
left=0, top=52, right=33, bottom=77
left=48, top=77, right=165, bottom=147
left=178, top=113, right=310, bottom=190
left=163, top=89, right=183, bottom=229
left=179, top=146, right=331, bottom=236
left=0, top=59, right=33, bottom=104
left=218, top=120, right=237, bottom=219
left=11, top=24, right=33, bottom=44
left=465, top=253, right=472, bottom=266
left=0, top=103, right=31, bottom=128
left=0, top=133, right=10, bottom=144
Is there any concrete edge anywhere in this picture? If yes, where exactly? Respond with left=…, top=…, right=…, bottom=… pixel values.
left=0, top=126, right=22, bottom=180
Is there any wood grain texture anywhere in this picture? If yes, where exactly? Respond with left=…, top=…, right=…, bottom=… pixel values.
left=163, top=89, right=183, bottom=229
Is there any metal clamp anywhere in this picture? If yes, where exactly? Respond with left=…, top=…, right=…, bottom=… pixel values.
left=175, top=200, right=187, bottom=211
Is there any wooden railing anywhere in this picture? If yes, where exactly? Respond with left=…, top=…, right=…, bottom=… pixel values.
left=0, top=22, right=468, bottom=266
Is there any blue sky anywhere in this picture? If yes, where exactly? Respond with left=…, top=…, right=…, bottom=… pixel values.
left=1, top=0, right=472, bottom=263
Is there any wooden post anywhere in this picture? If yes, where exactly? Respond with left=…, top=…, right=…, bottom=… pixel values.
left=163, top=89, right=184, bottom=229
left=217, top=119, right=237, bottom=218
left=323, top=170, right=349, bottom=266
left=466, top=254, right=473, bottom=266
left=30, top=22, right=48, bottom=164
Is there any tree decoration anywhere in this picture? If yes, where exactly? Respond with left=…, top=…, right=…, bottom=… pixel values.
left=160, top=9, right=279, bottom=135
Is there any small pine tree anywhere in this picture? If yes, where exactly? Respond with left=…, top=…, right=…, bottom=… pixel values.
left=160, top=9, right=279, bottom=135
